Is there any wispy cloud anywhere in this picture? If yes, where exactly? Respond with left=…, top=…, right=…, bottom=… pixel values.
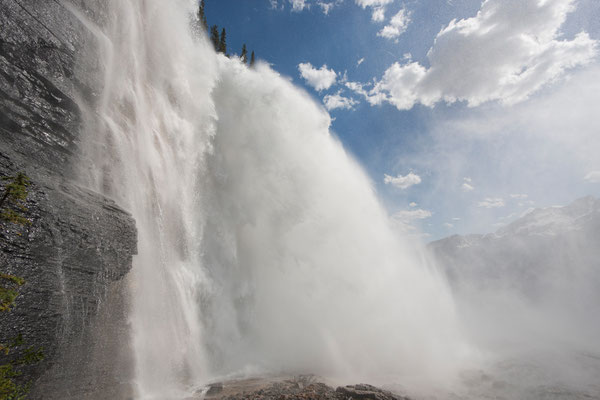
left=584, top=171, right=600, bottom=183
left=317, top=0, right=343, bottom=14
left=461, top=177, right=474, bottom=192
left=357, top=57, right=365, bottom=67
left=323, top=92, right=358, bottom=111
left=355, top=0, right=394, bottom=22
left=289, top=0, right=309, bottom=12
left=392, top=208, right=432, bottom=223
left=298, top=63, right=337, bottom=91
left=384, top=172, right=422, bottom=189
left=354, top=0, right=394, bottom=7
left=461, top=183, right=474, bottom=192
left=510, top=194, right=528, bottom=199
left=477, top=198, right=505, bottom=209
left=269, top=0, right=282, bottom=9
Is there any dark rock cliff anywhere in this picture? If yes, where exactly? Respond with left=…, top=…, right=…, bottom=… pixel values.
left=1, top=1, right=136, bottom=398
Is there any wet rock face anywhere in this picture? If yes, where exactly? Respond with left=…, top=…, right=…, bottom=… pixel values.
left=0, top=0, right=84, bottom=172
left=0, top=1, right=137, bottom=398
left=0, top=152, right=136, bottom=399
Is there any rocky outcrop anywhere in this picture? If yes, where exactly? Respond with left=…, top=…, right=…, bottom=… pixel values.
left=1, top=1, right=137, bottom=398
left=198, top=377, right=411, bottom=400
left=336, top=384, right=410, bottom=400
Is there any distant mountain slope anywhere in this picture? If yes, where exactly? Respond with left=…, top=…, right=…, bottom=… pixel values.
left=430, top=196, right=600, bottom=300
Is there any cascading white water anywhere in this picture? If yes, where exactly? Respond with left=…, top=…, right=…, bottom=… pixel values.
left=75, top=0, right=466, bottom=398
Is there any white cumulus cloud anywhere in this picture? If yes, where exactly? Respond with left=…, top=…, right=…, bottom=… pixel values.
left=510, top=193, right=529, bottom=199
left=357, top=0, right=598, bottom=110
left=323, top=92, right=358, bottom=111
left=378, top=7, right=411, bottom=40
left=477, top=197, right=506, bottom=208
left=384, top=172, right=422, bottom=189
left=409, top=202, right=417, bottom=207
left=584, top=171, right=600, bottom=183
left=298, top=63, right=337, bottom=91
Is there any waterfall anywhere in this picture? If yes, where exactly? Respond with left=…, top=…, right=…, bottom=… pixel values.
left=74, top=0, right=465, bottom=398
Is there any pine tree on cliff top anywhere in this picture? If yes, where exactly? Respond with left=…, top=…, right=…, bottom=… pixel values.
left=210, top=25, right=219, bottom=51
left=241, top=44, right=248, bottom=64
left=218, top=28, right=227, bottom=54
left=198, top=0, right=207, bottom=31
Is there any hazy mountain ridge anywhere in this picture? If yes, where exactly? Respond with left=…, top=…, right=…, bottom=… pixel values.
left=430, top=196, right=600, bottom=297
left=495, top=195, right=598, bottom=238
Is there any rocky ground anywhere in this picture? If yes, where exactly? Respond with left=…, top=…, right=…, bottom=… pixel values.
left=193, top=376, right=411, bottom=400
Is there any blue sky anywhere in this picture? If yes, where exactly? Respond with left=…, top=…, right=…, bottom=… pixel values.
left=204, top=0, right=600, bottom=240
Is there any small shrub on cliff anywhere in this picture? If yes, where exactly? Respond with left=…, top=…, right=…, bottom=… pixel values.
left=0, top=275, right=24, bottom=313
left=0, top=334, right=44, bottom=400
left=0, top=172, right=30, bottom=312
left=0, top=172, right=43, bottom=399
left=0, top=173, right=31, bottom=226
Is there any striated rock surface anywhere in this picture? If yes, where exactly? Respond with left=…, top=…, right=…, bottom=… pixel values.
left=0, top=0, right=137, bottom=398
